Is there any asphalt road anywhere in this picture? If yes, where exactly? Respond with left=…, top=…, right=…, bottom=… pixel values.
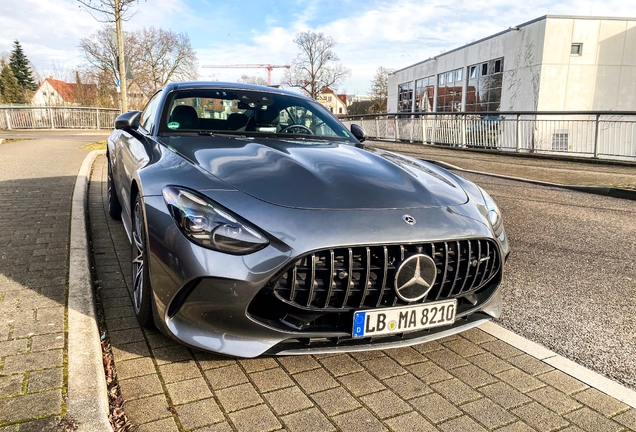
left=462, top=171, right=636, bottom=391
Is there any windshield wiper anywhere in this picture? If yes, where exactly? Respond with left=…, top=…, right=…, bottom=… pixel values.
left=198, top=130, right=246, bottom=137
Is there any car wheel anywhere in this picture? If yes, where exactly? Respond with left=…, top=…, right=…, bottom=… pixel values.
left=131, top=194, right=154, bottom=328
left=107, top=157, right=122, bottom=220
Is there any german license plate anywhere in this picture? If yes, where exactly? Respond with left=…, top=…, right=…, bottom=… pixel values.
left=352, top=299, right=457, bottom=338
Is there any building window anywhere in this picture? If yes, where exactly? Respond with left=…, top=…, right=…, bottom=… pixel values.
left=339, top=107, right=342, bottom=114
left=436, top=68, right=463, bottom=112
left=398, top=82, right=414, bottom=112
left=466, top=57, right=504, bottom=112
left=571, top=43, right=582, bottom=55
left=414, top=77, right=434, bottom=112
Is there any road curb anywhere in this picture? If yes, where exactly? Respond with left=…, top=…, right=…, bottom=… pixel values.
left=427, top=159, right=636, bottom=200
left=67, top=150, right=111, bottom=431
left=479, top=321, right=636, bottom=409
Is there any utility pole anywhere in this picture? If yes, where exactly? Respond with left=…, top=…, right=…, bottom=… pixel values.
left=115, top=0, right=128, bottom=112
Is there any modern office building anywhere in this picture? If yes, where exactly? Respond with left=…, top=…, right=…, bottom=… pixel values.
left=388, top=15, right=636, bottom=114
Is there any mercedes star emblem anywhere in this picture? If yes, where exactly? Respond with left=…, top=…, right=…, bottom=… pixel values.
left=402, top=215, right=416, bottom=225
left=394, top=254, right=437, bottom=302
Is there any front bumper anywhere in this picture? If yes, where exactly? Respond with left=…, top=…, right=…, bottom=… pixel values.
left=142, top=193, right=508, bottom=358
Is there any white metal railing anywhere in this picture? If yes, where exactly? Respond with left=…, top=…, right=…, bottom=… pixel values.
left=341, top=112, right=636, bottom=161
left=0, top=107, right=120, bottom=130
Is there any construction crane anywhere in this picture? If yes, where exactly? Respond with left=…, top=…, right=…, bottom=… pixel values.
left=201, top=64, right=291, bottom=86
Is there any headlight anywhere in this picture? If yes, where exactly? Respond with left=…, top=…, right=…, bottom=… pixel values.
left=163, top=186, right=269, bottom=254
left=479, top=187, right=504, bottom=237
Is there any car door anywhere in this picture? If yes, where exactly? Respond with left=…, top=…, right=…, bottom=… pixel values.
left=119, top=91, right=162, bottom=221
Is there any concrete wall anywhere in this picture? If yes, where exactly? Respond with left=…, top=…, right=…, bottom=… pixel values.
left=538, top=17, right=636, bottom=111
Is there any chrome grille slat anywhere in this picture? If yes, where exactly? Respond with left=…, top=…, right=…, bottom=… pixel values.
left=273, top=239, right=500, bottom=311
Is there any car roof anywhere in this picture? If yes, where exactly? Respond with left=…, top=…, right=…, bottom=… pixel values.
left=162, top=81, right=312, bottom=100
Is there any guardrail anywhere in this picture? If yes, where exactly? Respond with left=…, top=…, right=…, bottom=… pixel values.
left=340, top=111, right=636, bottom=161
left=0, top=106, right=120, bottom=130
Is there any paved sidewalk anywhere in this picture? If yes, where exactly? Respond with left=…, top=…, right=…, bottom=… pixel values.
left=89, top=155, right=636, bottom=431
left=369, top=141, right=636, bottom=190
left=0, top=133, right=106, bottom=430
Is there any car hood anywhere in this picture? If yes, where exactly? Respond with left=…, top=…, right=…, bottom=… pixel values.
left=159, top=135, right=468, bottom=210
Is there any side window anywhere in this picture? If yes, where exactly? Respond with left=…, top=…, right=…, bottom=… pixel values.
left=140, top=92, right=162, bottom=133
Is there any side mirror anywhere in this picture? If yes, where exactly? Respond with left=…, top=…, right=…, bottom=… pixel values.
left=350, top=124, right=367, bottom=143
left=115, top=110, right=141, bottom=130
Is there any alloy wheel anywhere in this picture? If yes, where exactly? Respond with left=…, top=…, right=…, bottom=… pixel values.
left=132, top=200, right=144, bottom=313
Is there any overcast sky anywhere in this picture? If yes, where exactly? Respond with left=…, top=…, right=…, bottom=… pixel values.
left=1, top=0, right=634, bottom=95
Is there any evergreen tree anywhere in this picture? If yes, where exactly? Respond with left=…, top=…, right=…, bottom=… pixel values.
left=9, top=40, right=38, bottom=92
left=0, top=61, right=23, bottom=103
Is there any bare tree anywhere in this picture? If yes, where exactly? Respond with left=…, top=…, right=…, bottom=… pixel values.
left=238, top=74, right=268, bottom=86
left=369, top=66, right=395, bottom=112
left=134, top=27, right=198, bottom=94
left=77, top=0, right=139, bottom=112
left=285, top=31, right=350, bottom=99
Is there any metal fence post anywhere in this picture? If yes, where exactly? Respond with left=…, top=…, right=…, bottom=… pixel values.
left=516, top=114, right=521, bottom=152
left=593, top=113, right=600, bottom=158
left=49, top=108, right=55, bottom=129
left=96, top=108, right=100, bottom=129
left=422, top=117, right=426, bottom=144
left=375, top=117, right=379, bottom=138
left=460, top=114, right=466, bottom=148
left=394, top=116, right=398, bottom=141
left=3, top=110, right=11, bottom=130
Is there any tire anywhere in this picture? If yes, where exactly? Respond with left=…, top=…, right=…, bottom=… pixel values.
left=107, top=157, right=122, bottom=220
left=131, top=194, right=155, bottom=328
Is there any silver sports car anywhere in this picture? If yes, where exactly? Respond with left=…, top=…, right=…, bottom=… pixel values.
left=107, top=82, right=509, bottom=358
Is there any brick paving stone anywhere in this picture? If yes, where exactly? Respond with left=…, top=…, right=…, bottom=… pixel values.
left=384, top=373, right=431, bottom=399
left=124, top=394, right=171, bottom=425
left=0, top=374, right=24, bottom=397
left=425, top=347, right=470, bottom=369
left=215, top=382, right=263, bottom=412
left=158, top=360, right=202, bottom=383
left=135, top=417, right=179, bottom=432
left=462, top=398, right=519, bottom=429
left=108, top=327, right=145, bottom=346
left=460, top=328, right=496, bottom=345
left=30, top=333, right=64, bottom=352
left=265, top=386, right=314, bottom=415
left=318, top=354, right=364, bottom=376
left=2, top=349, right=63, bottom=374
left=412, top=340, right=444, bottom=354
left=238, top=357, right=278, bottom=373
left=281, top=407, right=335, bottom=432
left=442, top=338, right=485, bottom=357
left=0, top=389, right=62, bottom=423
left=438, top=415, right=488, bottom=432
left=431, top=378, right=482, bottom=405
left=105, top=316, right=139, bottom=332
left=480, top=340, right=524, bottom=359
left=613, top=409, right=636, bottom=430
left=293, top=368, right=339, bottom=394
left=348, top=350, right=386, bottom=362
left=193, top=351, right=235, bottom=370
left=111, top=341, right=151, bottom=363
left=384, top=346, right=427, bottom=365
left=166, top=377, right=213, bottom=405
left=16, top=415, right=61, bottom=432
left=119, top=374, right=164, bottom=400
left=479, top=382, right=532, bottom=409
left=564, top=407, right=623, bottom=432
left=145, top=333, right=178, bottom=350
left=27, top=367, right=63, bottom=392
left=571, top=388, right=630, bottom=417
left=228, top=404, right=281, bottom=432
left=0, top=339, right=28, bottom=356
left=277, top=355, right=321, bottom=374
left=191, top=422, right=233, bottom=432
left=250, top=367, right=295, bottom=392
left=410, top=392, right=462, bottom=424
left=176, top=398, right=225, bottom=430
left=512, top=402, right=570, bottom=432
left=310, top=386, right=360, bottom=416
left=537, top=370, right=589, bottom=395
left=450, top=364, right=498, bottom=388
left=360, top=389, right=412, bottom=419
left=508, top=354, right=555, bottom=376
left=527, top=386, right=582, bottom=415
left=362, top=356, right=406, bottom=379
left=384, top=411, right=437, bottom=432
left=204, top=364, right=248, bottom=390
left=153, top=345, right=193, bottom=364
left=496, top=367, right=545, bottom=393
left=468, top=352, right=515, bottom=375
left=338, top=371, right=386, bottom=396
left=495, top=422, right=539, bottom=432
left=332, top=408, right=387, bottom=432
left=406, top=360, right=453, bottom=384
left=116, top=356, right=156, bottom=380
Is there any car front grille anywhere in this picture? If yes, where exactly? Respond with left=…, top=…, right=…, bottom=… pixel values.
left=270, top=239, right=501, bottom=311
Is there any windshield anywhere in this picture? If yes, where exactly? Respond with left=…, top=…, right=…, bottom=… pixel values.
left=158, top=89, right=354, bottom=141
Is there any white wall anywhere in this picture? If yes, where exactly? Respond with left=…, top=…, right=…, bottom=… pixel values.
left=31, top=80, right=65, bottom=106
